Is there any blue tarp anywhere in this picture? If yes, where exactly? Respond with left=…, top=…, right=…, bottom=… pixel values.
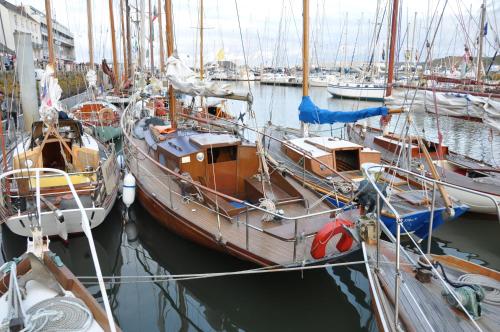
left=298, top=96, right=388, bottom=124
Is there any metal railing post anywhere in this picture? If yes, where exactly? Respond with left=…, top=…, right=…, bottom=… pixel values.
left=245, top=206, right=249, bottom=250
left=427, top=182, right=437, bottom=255
left=168, top=175, right=174, bottom=209
left=394, top=219, right=401, bottom=330
left=376, top=195, right=381, bottom=270
left=293, top=219, right=298, bottom=262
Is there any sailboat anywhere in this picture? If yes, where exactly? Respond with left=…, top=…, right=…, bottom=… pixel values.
left=1, top=0, right=119, bottom=238
left=70, top=0, right=124, bottom=143
left=121, top=0, right=361, bottom=266
left=327, top=0, right=390, bottom=102
left=264, top=0, right=468, bottom=239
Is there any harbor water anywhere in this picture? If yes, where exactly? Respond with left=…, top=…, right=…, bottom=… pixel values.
left=2, top=83, right=499, bottom=331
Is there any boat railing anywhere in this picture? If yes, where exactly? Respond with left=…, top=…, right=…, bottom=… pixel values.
left=1, top=169, right=103, bottom=215
left=121, top=104, right=354, bottom=264
left=0, top=168, right=117, bottom=332
left=362, top=163, right=499, bottom=331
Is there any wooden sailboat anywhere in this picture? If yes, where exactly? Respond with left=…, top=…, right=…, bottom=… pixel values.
left=121, top=0, right=361, bottom=266
left=264, top=0, right=468, bottom=239
left=70, top=0, right=124, bottom=142
left=348, top=123, right=500, bottom=214
left=1, top=0, right=119, bottom=238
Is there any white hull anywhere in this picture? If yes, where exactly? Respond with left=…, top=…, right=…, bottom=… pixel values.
left=309, top=78, right=328, bottom=87
left=327, top=83, right=386, bottom=100
left=445, top=186, right=500, bottom=214
left=5, top=189, right=117, bottom=237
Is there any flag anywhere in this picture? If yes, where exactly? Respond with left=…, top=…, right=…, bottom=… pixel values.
left=484, top=22, right=488, bottom=36
left=216, top=48, right=224, bottom=61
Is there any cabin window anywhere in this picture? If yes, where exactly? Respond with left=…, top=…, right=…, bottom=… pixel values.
left=335, top=149, right=360, bottom=172
left=207, top=146, right=237, bottom=164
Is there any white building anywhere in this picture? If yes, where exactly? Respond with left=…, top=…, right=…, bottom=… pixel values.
left=0, top=0, right=42, bottom=60
left=28, top=5, right=75, bottom=68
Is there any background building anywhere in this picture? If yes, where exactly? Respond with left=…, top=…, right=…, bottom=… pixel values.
left=0, top=0, right=42, bottom=62
left=0, top=0, right=75, bottom=70
left=28, top=5, right=75, bottom=69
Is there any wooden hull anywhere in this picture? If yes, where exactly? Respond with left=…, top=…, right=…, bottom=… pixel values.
left=135, top=179, right=275, bottom=266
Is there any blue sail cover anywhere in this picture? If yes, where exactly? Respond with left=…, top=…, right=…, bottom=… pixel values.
left=298, top=96, right=388, bottom=124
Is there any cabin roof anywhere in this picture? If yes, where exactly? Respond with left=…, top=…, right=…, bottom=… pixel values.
left=304, top=137, right=362, bottom=152
left=189, top=133, right=241, bottom=148
left=156, top=132, right=242, bottom=158
left=157, top=132, right=201, bottom=157
left=285, top=138, right=330, bottom=158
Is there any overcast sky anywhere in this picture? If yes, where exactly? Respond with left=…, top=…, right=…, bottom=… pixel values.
left=10, top=0, right=500, bottom=67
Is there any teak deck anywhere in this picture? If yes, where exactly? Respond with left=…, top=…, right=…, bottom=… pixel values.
left=365, top=241, right=500, bottom=332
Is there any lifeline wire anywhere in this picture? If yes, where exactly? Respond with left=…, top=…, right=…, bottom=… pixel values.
left=77, top=260, right=367, bottom=284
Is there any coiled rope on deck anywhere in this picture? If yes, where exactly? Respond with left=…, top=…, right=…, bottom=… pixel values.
left=457, top=274, right=500, bottom=306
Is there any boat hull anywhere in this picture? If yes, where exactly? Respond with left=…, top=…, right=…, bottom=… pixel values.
left=5, top=189, right=117, bottom=237
left=327, top=84, right=386, bottom=101
left=445, top=186, right=500, bottom=214
left=326, top=197, right=469, bottom=239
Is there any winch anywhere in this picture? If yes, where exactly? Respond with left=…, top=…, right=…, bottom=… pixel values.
left=442, top=285, right=485, bottom=319
left=357, top=214, right=379, bottom=245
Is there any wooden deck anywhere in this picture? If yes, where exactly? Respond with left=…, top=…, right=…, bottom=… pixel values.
left=127, top=136, right=357, bottom=266
left=365, top=241, right=500, bottom=331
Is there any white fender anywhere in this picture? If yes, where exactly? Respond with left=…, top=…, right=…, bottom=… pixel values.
left=122, top=173, right=136, bottom=208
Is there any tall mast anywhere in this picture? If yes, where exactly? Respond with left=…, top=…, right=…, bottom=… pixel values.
left=476, top=0, right=486, bottom=82
left=126, top=0, right=132, bottom=77
left=139, top=0, right=145, bottom=70
left=86, top=0, right=94, bottom=69
left=108, top=0, right=119, bottom=93
left=300, top=0, right=309, bottom=137
left=386, top=0, right=399, bottom=97
left=158, top=0, right=165, bottom=72
left=120, top=0, right=128, bottom=78
left=148, top=0, right=154, bottom=72
left=199, top=0, right=204, bottom=79
left=44, top=0, right=55, bottom=68
left=165, top=0, right=176, bottom=127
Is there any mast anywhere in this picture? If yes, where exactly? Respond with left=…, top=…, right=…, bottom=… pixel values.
left=300, top=0, right=309, bottom=137
left=199, top=0, right=204, bottom=79
left=476, top=0, right=486, bottom=82
left=139, top=0, right=145, bottom=70
left=120, top=0, right=128, bottom=78
left=108, top=0, right=119, bottom=93
left=386, top=0, right=399, bottom=97
left=165, top=0, right=176, bottom=127
left=148, top=0, right=154, bottom=72
left=44, top=0, right=55, bottom=67
left=126, top=0, right=133, bottom=77
left=158, top=0, right=165, bottom=72
left=86, top=0, right=94, bottom=69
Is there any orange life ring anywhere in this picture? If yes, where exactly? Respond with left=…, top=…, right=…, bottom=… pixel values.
left=310, top=219, right=354, bottom=259
left=98, top=108, right=115, bottom=125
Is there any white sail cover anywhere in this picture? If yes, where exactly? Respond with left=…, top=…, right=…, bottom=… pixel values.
left=467, top=95, right=500, bottom=132
left=165, top=56, right=251, bottom=102
left=389, top=89, right=500, bottom=131
left=38, top=65, right=63, bottom=124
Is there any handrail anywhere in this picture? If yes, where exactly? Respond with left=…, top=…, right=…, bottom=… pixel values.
left=0, top=168, right=117, bottom=332
left=362, top=163, right=500, bottom=223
